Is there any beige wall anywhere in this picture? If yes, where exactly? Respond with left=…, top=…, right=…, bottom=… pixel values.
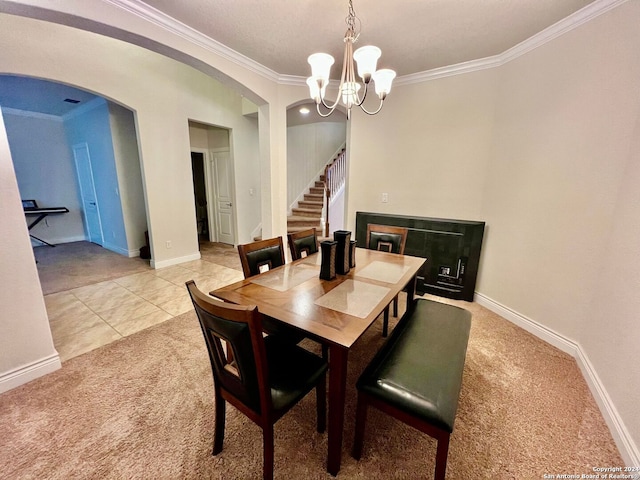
left=0, top=12, right=266, bottom=390
left=1, top=0, right=638, bottom=464
left=0, top=111, right=60, bottom=391
left=347, top=1, right=640, bottom=461
left=347, top=69, right=497, bottom=223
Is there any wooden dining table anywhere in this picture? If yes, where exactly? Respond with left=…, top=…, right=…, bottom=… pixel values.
left=210, top=247, right=426, bottom=476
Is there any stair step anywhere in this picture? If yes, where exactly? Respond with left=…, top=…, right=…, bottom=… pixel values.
left=315, top=181, right=325, bottom=188
left=298, top=200, right=323, bottom=209
left=304, top=193, right=323, bottom=202
left=309, top=187, right=324, bottom=195
left=287, top=216, right=322, bottom=226
left=292, top=207, right=322, bottom=218
left=288, top=225, right=322, bottom=234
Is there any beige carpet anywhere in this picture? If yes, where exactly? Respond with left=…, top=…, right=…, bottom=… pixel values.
left=0, top=296, right=623, bottom=479
left=35, top=242, right=151, bottom=295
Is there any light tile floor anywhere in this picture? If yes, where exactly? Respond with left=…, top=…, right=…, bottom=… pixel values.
left=45, top=257, right=244, bottom=362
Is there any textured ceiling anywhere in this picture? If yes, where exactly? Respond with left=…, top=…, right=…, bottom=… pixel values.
left=139, top=0, right=596, bottom=77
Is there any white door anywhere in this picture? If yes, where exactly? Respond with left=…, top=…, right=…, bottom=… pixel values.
left=72, top=143, right=104, bottom=245
left=210, top=151, right=235, bottom=245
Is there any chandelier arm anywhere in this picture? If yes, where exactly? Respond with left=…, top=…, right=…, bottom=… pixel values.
left=352, top=81, right=369, bottom=107
left=319, top=35, right=351, bottom=111
left=315, top=103, right=338, bottom=118
left=359, top=98, right=385, bottom=116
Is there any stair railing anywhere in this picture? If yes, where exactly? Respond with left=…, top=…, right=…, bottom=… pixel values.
left=323, top=148, right=346, bottom=236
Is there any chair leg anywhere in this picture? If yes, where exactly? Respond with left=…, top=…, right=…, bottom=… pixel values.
left=382, top=306, right=389, bottom=337
left=352, top=394, right=368, bottom=460
left=316, top=375, right=327, bottom=433
left=212, top=391, right=226, bottom=455
left=434, top=433, right=450, bottom=480
left=263, top=424, right=274, bottom=480
left=393, top=295, right=399, bottom=317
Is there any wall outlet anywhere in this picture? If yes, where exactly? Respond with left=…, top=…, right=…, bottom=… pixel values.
left=166, top=240, right=172, bottom=249
left=381, top=193, right=389, bottom=203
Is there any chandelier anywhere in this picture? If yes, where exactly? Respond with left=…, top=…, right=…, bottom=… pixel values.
left=306, top=0, right=396, bottom=119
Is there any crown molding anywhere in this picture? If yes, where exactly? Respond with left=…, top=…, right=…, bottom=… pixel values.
left=0, top=106, right=63, bottom=121
left=499, top=0, right=628, bottom=65
left=102, top=0, right=280, bottom=83
left=103, top=0, right=627, bottom=89
left=396, top=0, right=628, bottom=86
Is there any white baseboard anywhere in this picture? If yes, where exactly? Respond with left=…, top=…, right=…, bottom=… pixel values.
left=102, top=242, right=130, bottom=257
left=151, top=252, right=201, bottom=269
left=31, top=235, right=87, bottom=247
left=474, top=292, right=578, bottom=356
left=574, top=345, right=640, bottom=467
left=475, top=292, right=639, bottom=467
left=127, top=249, right=141, bottom=258
left=0, top=353, right=61, bottom=394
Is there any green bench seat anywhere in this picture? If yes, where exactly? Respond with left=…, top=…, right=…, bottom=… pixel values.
left=352, top=299, right=471, bottom=480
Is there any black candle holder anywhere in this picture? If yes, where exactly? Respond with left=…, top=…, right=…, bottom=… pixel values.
left=333, top=230, right=351, bottom=275
left=319, top=240, right=337, bottom=280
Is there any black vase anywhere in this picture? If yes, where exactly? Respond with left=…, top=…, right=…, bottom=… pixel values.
left=349, top=240, right=357, bottom=268
left=333, top=230, right=351, bottom=275
left=319, top=240, right=337, bottom=280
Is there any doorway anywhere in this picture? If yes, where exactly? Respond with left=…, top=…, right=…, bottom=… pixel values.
left=73, top=143, right=104, bottom=245
left=189, top=122, right=236, bottom=246
left=191, top=151, right=209, bottom=241
left=190, top=148, right=236, bottom=246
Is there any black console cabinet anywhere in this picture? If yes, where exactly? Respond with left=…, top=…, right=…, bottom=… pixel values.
left=355, top=212, right=485, bottom=301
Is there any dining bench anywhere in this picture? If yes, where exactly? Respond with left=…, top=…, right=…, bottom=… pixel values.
left=352, top=298, right=471, bottom=480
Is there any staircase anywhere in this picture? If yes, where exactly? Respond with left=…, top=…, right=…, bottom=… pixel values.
left=287, top=147, right=346, bottom=236
left=287, top=177, right=325, bottom=234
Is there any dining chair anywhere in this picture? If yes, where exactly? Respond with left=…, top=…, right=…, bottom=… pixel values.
left=365, top=224, right=409, bottom=337
left=237, top=237, right=287, bottom=279
left=238, top=236, right=328, bottom=358
left=186, top=281, right=328, bottom=480
left=287, top=228, right=319, bottom=260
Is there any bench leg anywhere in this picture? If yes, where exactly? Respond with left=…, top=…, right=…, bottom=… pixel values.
left=434, top=432, right=450, bottom=480
left=351, top=394, right=368, bottom=460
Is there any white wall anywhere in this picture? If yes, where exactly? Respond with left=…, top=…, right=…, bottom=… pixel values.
left=287, top=122, right=346, bottom=207
left=347, top=1, right=640, bottom=463
left=65, top=99, right=128, bottom=255
left=481, top=3, right=640, bottom=459
left=3, top=110, right=85, bottom=244
left=0, top=111, right=60, bottom=392
left=0, top=12, right=264, bottom=392
left=189, top=119, right=261, bottom=245
left=109, top=102, right=147, bottom=255
left=347, top=68, right=497, bottom=223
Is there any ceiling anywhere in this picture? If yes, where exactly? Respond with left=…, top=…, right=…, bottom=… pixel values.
left=139, top=0, right=596, bottom=77
left=0, top=0, right=599, bottom=117
left=0, top=76, right=97, bottom=117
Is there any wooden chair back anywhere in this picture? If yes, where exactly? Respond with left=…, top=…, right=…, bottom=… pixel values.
left=287, top=228, right=319, bottom=260
left=186, top=281, right=269, bottom=416
left=366, top=224, right=408, bottom=255
left=237, top=237, right=286, bottom=279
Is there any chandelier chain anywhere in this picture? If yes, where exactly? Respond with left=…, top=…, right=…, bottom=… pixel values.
left=345, top=0, right=361, bottom=42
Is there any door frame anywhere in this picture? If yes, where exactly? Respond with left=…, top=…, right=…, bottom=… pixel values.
left=191, top=147, right=237, bottom=245
left=209, top=147, right=236, bottom=245
left=72, top=142, right=104, bottom=245
left=191, top=148, right=214, bottom=242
